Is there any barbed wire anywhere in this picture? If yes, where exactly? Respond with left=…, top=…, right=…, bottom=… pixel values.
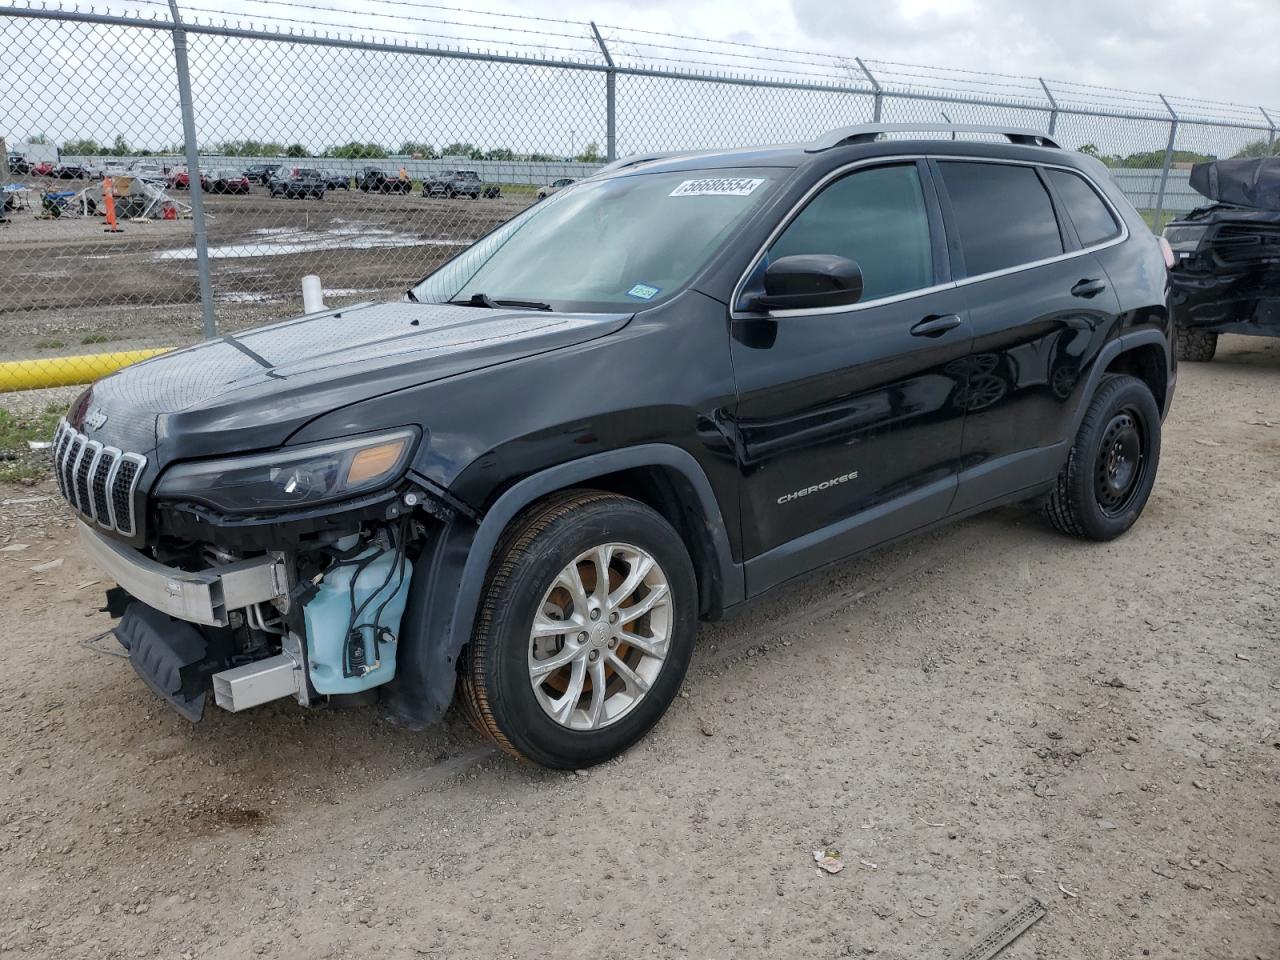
left=2, top=0, right=1277, bottom=125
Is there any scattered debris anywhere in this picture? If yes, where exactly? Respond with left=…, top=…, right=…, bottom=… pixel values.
left=956, top=899, right=1046, bottom=960
left=1235, top=652, right=1252, bottom=662
left=858, top=859, right=878, bottom=870
left=1192, top=438, right=1222, bottom=446
left=25, top=440, right=51, bottom=451
left=1245, top=418, right=1276, bottom=428
left=80, top=630, right=126, bottom=659
left=1096, top=819, right=1118, bottom=831
left=0, top=543, right=30, bottom=553
left=812, top=848, right=844, bottom=874
left=30, top=558, right=63, bottom=572
left=1057, top=881, right=1078, bottom=899
left=698, top=718, right=716, bottom=737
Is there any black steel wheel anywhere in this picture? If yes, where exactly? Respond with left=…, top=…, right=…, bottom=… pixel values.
left=1045, top=374, right=1160, bottom=541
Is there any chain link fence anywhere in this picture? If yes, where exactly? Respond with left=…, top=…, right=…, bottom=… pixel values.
left=1, top=0, right=1277, bottom=394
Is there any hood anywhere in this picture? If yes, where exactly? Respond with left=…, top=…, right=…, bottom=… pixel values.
left=73, top=300, right=631, bottom=463
left=1189, top=157, right=1280, bottom=210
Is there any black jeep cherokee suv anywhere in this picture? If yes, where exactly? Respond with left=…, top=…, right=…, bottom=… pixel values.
left=55, top=124, right=1175, bottom=769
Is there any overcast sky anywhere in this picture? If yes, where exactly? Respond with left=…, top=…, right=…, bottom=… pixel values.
left=465, top=0, right=1277, bottom=115
left=7, top=0, right=1277, bottom=156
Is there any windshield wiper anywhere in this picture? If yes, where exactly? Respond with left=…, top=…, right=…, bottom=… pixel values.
left=449, top=292, right=552, bottom=311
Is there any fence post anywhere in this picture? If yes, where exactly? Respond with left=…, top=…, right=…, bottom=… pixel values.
left=1262, top=107, right=1277, bottom=154
left=1154, top=94, right=1179, bottom=230
left=590, top=22, right=616, bottom=162
left=1039, top=78, right=1058, bottom=136
left=167, top=0, right=217, bottom=339
left=855, top=57, right=882, bottom=122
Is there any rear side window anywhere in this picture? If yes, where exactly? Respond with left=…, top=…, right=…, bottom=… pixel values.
left=767, top=163, right=934, bottom=302
left=1046, top=169, right=1121, bottom=246
left=939, top=161, right=1063, bottom=276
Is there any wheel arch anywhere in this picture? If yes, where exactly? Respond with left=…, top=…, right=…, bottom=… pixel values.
left=384, top=444, right=742, bottom=729
left=1068, top=329, right=1171, bottom=438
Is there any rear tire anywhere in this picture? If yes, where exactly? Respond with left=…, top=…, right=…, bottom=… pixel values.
left=1174, top=326, right=1217, bottom=362
left=1045, top=374, right=1161, bottom=542
left=460, top=491, right=697, bottom=769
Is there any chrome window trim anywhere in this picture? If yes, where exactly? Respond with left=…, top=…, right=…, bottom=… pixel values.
left=729, top=154, right=1131, bottom=321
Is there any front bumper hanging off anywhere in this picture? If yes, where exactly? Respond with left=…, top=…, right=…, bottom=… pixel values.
left=77, top=521, right=289, bottom=626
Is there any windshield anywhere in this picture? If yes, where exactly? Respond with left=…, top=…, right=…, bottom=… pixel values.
left=410, top=167, right=783, bottom=310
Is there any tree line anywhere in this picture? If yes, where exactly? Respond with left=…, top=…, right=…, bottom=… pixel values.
left=46, top=134, right=606, bottom=163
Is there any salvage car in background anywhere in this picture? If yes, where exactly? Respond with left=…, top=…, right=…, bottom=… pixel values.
left=536, top=177, right=576, bottom=200
left=167, top=167, right=191, bottom=190
left=201, top=170, right=251, bottom=194
left=355, top=166, right=412, bottom=193
left=243, top=162, right=282, bottom=184
left=1165, top=157, right=1280, bottom=361
left=322, top=170, right=351, bottom=190
left=268, top=169, right=326, bottom=199
left=423, top=169, right=499, bottom=199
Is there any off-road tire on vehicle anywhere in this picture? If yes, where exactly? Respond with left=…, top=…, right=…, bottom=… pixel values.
left=1045, top=373, right=1161, bottom=542
left=459, top=490, right=697, bottom=769
left=1174, top=326, right=1218, bottom=362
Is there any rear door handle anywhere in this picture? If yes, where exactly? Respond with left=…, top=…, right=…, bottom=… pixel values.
left=910, top=313, right=963, bottom=338
left=1071, top=278, right=1108, bottom=299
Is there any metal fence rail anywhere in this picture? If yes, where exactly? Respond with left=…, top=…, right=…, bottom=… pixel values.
left=1, top=0, right=1277, bottom=392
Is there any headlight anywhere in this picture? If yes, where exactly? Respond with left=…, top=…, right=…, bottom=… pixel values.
left=1162, top=224, right=1207, bottom=254
left=155, top=428, right=418, bottom=515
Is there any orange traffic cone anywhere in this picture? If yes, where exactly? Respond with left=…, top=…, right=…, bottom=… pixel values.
left=103, top=174, right=122, bottom=233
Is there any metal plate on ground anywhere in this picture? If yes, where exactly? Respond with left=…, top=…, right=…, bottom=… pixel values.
left=956, top=898, right=1046, bottom=960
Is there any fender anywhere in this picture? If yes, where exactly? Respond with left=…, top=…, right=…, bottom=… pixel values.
left=383, top=443, right=742, bottom=728
left=1066, top=328, right=1171, bottom=439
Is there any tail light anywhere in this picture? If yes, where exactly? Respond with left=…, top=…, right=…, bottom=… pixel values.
left=1157, top=236, right=1176, bottom=270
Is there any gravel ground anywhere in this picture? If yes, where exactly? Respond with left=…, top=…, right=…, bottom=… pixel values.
left=0, top=184, right=531, bottom=359
left=0, top=337, right=1276, bottom=960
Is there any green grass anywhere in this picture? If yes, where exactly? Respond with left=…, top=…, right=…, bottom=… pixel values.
left=80, top=333, right=114, bottom=346
left=1138, top=209, right=1178, bottom=232
left=0, top=403, right=63, bottom=484
left=34, top=339, right=67, bottom=350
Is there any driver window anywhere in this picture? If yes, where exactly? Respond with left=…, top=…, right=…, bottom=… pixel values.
left=768, top=163, right=934, bottom=303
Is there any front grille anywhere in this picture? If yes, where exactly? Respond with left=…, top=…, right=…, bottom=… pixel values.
left=52, top=419, right=147, bottom=536
left=1214, top=223, right=1280, bottom=264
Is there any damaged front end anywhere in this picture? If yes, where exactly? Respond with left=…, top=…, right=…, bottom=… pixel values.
left=64, top=419, right=448, bottom=722
left=1166, top=157, right=1280, bottom=337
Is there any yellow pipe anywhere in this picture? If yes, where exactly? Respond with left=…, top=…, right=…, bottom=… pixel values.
left=0, top=348, right=172, bottom=393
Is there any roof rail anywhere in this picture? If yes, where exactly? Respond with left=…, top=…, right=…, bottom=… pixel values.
left=592, top=151, right=681, bottom=176
left=807, top=123, right=1060, bottom=152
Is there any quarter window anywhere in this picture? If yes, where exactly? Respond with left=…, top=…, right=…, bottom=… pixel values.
left=938, top=161, right=1064, bottom=276
left=766, top=163, right=934, bottom=303
left=1046, top=169, right=1121, bottom=246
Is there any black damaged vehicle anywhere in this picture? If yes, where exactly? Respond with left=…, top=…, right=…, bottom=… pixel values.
left=1164, top=157, right=1280, bottom=361
left=56, top=124, right=1175, bottom=769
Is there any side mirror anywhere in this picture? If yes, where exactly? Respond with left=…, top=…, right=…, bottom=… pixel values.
left=748, top=254, right=864, bottom=312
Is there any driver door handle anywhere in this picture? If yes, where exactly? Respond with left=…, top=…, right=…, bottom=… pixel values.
left=910, top=313, right=963, bottom=338
left=1071, top=278, right=1108, bottom=299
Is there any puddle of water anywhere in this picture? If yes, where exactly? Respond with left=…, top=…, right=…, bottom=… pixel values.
left=155, top=226, right=470, bottom=261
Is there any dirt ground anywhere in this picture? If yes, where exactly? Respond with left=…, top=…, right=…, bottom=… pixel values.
left=0, top=179, right=530, bottom=358
left=0, top=337, right=1276, bottom=960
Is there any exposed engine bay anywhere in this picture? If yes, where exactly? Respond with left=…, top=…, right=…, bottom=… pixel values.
left=107, top=517, right=420, bottom=721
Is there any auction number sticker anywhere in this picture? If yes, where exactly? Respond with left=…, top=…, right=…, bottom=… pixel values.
left=669, top=177, right=765, bottom=197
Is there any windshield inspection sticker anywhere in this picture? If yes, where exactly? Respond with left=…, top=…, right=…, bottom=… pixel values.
left=627, top=283, right=661, bottom=300
left=669, top=177, right=765, bottom=198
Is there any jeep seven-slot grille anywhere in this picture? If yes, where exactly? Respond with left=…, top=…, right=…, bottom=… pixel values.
left=52, top=419, right=146, bottom=536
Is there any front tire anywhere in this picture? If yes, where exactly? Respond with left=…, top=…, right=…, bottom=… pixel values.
left=1174, top=326, right=1217, bottom=362
left=1045, top=374, right=1161, bottom=541
left=460, top=491, right=697, bottom=769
